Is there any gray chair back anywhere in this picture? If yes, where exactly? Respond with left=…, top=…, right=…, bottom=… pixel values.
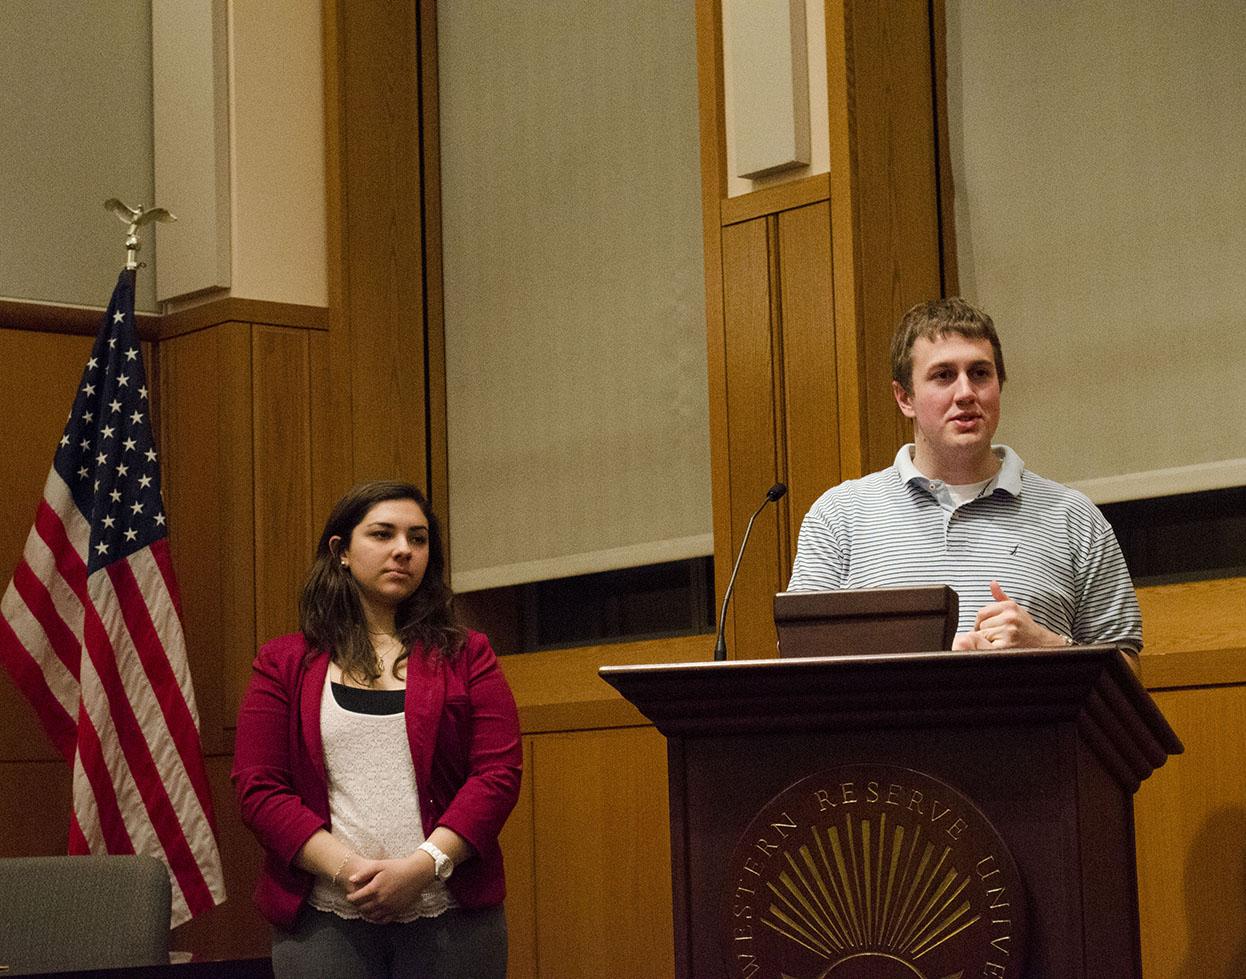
left=0, top=854, right=170, bottom=975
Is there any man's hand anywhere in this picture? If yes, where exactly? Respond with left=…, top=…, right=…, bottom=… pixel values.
left=952, top=580, right=1067, bottom=650
left=345, top=852, right=436, bottom=924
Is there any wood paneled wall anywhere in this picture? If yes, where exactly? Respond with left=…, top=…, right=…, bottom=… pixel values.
left=1136, top=681, right=1246, bottom=978
left=496, top=635, right=702, bottom=977
left=1132, top=577, right=1246, bottom=979
left=324, top=0, right=443, bottom=505
left=0, top=306, right=329, bottom=959
left=0, top=328, right=91, bottom=859
left=705, top=0, right=943, bottom=661
left=157, top=322, right=253, bottom=755
left=2, top=1, right=1244, bottom=976
left=2, top=0, right=447, bottom=963
left=157, top=319, right=332, bottom=750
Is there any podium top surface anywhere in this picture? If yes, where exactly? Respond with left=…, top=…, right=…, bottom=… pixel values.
left=600, top=646, right=1181, bottom=790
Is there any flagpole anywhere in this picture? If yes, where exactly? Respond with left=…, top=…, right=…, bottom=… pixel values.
left=0, top=202, right=225, bottom=927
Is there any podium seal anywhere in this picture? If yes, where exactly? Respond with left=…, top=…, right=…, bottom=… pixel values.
left=723, top=765, right=1027, bottom=979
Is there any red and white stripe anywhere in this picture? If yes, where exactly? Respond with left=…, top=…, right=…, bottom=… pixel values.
left=0, top=469, right=224, bottom=926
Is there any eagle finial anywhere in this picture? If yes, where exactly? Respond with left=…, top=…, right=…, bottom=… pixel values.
left=103, top=198, right=177, bottom=269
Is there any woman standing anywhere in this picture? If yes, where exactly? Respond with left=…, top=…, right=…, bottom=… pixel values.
left=232, top=481, right=521, bottom=978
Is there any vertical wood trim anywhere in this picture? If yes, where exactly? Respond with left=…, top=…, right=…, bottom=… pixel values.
left=721, top=219, right=783, bottom=658
left=0, top=761, right=70, bottom=853
left=825, top=0, right=869, bottom=481
left=157, top=323, right=255, bottom=744
left=699, top=0, right=944, bottom=658
left=695, top=0, right=735, bottom=645
left=868, top=1, right=941, bottom=472
left=667, top=736, right=692, bottom=975
left=251, top=326, right=315, bottom=650
left=828, top=0, right=942, bottom=477
left=767, top=215, right=793, bottom=573
left=0, top=330, right=95, bottom=763
left=308, top=329, right=334, bottom=536
left=777, top=202, right=839, bottom=561
left=419, top=0, right=450, bottom=525
left=498, top=737, right=537, bottom=978
left=321, top=0, right=354, bottom=499
left=930, top=0, right=959, bottom=297
left=348, top=0, right=425, bottom=484
left=530, top=727, right=673, bottom=976
left=322, top=0, right=430, bottom=491
left=1135, top=683, right=1246, bottom=978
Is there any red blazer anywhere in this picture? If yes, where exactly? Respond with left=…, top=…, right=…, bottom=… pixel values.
left=231, top=630, right=522, bottom=928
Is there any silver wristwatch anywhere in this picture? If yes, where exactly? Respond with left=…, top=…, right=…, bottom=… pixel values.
left=418, top=840, right=454, bottom=881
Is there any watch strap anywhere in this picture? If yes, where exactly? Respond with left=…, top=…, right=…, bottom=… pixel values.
left=418, top=840, right=454, bottom=881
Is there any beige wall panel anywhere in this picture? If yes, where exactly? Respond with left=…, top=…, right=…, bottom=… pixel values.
left=777, top=201, right=839, bottom=564
left=721, top=219, right=784, bottom=658
left=0, top=2, right=158, bottom=312
left=228, top=0, right=328, bottom=307
left=251, top=326, right=315, bottom=658
left=159, top=322, right=254, bottom=750
left=1135, top=684, right=1246, bottom=978
left=151, top=0, right=230, bottom=301
left=0, top=759, right=70, bottom=855
left=532, top=726, right=673, bottom=977
left=0, top=329, right=92, bottom=762
left=722, top=0, right=827, bottom=194
left=499, top=738, right=536, bottom=979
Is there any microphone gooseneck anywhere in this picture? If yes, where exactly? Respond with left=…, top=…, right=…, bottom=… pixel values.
left=713, top=482, right=787, bottom=661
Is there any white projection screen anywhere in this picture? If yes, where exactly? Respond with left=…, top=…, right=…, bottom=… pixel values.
left=437, top=2, right=711, bottom=593
left=945, top=1, right=1246, bottom=502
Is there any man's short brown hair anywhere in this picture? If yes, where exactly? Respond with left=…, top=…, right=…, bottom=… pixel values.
left=890, top=297, right=1006, bottom=393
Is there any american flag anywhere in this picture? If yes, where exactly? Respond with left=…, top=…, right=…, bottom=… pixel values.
left=0, top=269, right=225, bottom=926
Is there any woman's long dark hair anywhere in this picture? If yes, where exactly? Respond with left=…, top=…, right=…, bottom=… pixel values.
left=299, top=481, right=466, bottom=680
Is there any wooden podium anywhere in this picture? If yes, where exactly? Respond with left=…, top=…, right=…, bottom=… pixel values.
left=601, top=646, right=1181, bottom=979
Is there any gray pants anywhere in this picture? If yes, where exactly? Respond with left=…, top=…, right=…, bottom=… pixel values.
left=272, top=905, right=507, bottom=979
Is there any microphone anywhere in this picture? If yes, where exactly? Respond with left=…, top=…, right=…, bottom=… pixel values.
left=713, top=482, right=787, bottom=661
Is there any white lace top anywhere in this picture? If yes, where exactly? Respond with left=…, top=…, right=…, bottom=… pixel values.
left=307, top=674, right=456, bottom=921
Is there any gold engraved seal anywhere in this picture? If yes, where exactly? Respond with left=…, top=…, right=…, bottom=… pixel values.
left=723, top=765, right=1027, bottom=979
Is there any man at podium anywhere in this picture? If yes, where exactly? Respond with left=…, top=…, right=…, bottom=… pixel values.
left=787, top=297, right=1141, bottom=658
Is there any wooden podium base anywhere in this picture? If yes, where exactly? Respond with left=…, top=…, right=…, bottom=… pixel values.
left=602, top=647, right=1180, bottom=979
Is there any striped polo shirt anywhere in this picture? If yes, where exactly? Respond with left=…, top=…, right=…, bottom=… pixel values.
left=787, top=445, right=1142, bottom=651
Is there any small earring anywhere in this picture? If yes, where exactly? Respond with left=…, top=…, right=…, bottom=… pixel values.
left=340, top=559, right=348, bottom=568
